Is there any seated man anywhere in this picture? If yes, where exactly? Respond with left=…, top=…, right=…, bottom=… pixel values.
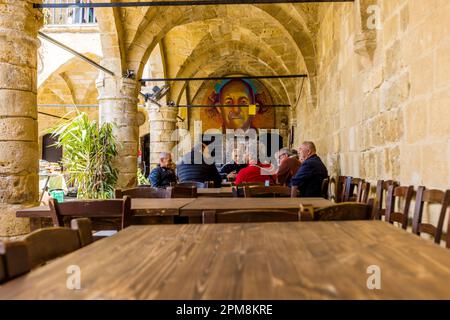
left=235, top=153, right=277, bottom=186
left=290, top=141, right=328, bottom=197
left=276, top=148, right=301, bottom=186
left=176, top=143, right=222, bottom=188
left=219, top=148, right=247, bottom=181
left=148, top=152, right=177, bottom=188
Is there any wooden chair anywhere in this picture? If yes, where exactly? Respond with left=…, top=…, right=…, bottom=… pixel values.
left=299, top=203, right=373, bottom=221
left=115, top=187, right=167, bottom=198
left=48, top=196, right=132, bottom=232
left=177, top=181, right=212, bottom=188
left=202, top=209, right=301, bottom=224
left=321, top=177, right=330, bottom=199
left=232, top=182, right=265, bottom=197
left=385, top=185, right=414, bottom=230
left=357, top=181, right=371, bottom=204
left=166, top=186, right=197, bottom=198
left=291, top=186, right=299, bottom=198
left=412, top=187, right=450, bottom=246
left=342, top=177, right=364, bottom=202
left=331, top=176, right=348, bottom=203
left=243, top=185, right=293, bottom=198
left=374, top=180, right=398, bottom=220
left=0, top=218, right=92, bottom=283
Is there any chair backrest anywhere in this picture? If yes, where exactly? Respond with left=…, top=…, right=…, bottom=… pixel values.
left=166, top=186, right=197, bottom=198
left=232, top=182, right=265, bottom=197
left=48, top=196, right=132, bottom=230
left=332, top=176, right=348, bottom=203
left=412, top=187, right=450, bottom=245
left=177, top=181, right=211, bottom=188
left=374, top=180, right=398, bottom=219
left=291, top=186, right=299, bottom=198
left=300, top=203, right=373, bottom=221
left=202, top=209, right=301, bottom=224
left=342, top=177, right=364, bottom=202
left=357, top=181, right=371, bottom=204
left=321, top=177, right=330, bottom=199
left=243, top=186, right=293, bottom=198
left=0, top=218, right=92, bottom=283
left=115, top=187, right=167, bottom=199
left=385, top=185, right=414, bottom=230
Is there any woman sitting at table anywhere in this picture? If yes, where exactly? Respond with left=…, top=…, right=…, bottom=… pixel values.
left=234, top=152, right=277, bottom=186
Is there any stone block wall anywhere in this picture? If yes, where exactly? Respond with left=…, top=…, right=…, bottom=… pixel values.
left=295, top=0, right=450, bottom=231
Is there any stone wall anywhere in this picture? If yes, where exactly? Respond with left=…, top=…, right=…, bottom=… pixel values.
left=295, top=0, right=449, bottom=229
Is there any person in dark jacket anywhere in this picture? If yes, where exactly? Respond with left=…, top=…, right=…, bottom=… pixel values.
left=176, top=144, right=222, bottom=187
left=148, top=152, right=177, bottom=188
left=219, top=148, right=247, bottom=181
left=290, top=141, right=328, bottom=197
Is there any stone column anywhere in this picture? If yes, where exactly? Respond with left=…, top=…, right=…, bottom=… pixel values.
left=147, top=104, right=178, bottom=168
left=0, top=0, right=42, bottom=237
left=96, top=76, right=139, bottom=189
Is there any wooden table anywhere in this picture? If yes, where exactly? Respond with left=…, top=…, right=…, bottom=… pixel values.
left=1, top=221, right=450, bottom=299
left=16, top=198, right=196, bottom=218
left=16, top=198, right=196, bottom=229
left=197, top=187, right=233, bottom=197
left=180, top=197, right=333, bottom=218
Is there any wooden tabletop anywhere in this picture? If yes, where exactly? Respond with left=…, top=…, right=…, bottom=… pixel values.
left=16, top=198, right=196, bottom=218
left=197, top=187, right=234, bottom=197
left=180, top=197, right=333, bottom=216
left=1, top=221, right=450, bottom=299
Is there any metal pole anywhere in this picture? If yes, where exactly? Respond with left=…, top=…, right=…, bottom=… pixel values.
left=141, top=74, right=307, bottom=83
left=34, top=0, right=355, bottom=8
left=38, top=31, right=115, bottom=76
left=177, top=104, right=291, bottom=108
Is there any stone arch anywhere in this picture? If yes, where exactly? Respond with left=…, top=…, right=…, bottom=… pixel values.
left=38, top=53, right=101, bottom=106
left=95, top=0, right=127, bottom=75
left=170, top=36, right=296, bottom=105
left=124, top=4, right=317, bottom=101
left=190, top=68, right=288, bottom=108
left=174, top=50, right=293, bottom=106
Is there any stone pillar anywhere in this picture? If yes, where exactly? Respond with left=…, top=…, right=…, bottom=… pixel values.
left=0, top=0, right=42, bottom=237
left=96, top=76, right=139, bottom=189
left=147, top=104, right=178, bottom=168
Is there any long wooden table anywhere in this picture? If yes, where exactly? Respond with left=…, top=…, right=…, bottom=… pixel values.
left=197, top=187, right=234, bottom=197
left=1, top=221, right=450, bottom=299
left=16, top=198, right=196, bottom=229
left=16, top=198, right=196, bottom=218
left=180, top=197, right=333, bottom=217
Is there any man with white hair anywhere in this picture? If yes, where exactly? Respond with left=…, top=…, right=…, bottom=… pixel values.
left=149, top=152, right=177, bottom=188
left=290, top=141, right=328, bottom=197
left=276, top=147, right=301, bottom=186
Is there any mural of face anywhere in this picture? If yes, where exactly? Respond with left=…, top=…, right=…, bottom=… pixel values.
left=217, top=80, right=256, bottom=130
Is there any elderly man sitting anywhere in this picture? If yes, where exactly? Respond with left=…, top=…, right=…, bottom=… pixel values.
left=290, top=141, right=328, bottom=197
left=148, top=152, right=177, bottom=188
left=276, top=148, right=301, bottom=186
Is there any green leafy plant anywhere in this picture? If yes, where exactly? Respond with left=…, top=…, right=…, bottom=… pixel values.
left=51, top=111, right=118, bottom=199
left=137, top=168, right=150, bottom=185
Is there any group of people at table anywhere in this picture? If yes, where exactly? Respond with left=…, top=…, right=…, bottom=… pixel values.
left=148, top=141, right=328, bottom=197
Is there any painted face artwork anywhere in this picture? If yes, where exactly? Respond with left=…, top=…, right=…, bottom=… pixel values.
left=218, top=80, right=255, bottom=130
left=201, top=79, right=275, bottom=132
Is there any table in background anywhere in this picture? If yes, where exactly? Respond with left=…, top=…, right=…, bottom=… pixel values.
left=180, top=197, right=333, bottom=222
left=1, top=221, right=450, bottom=299
left=197, top=187, right=233, bottom=197
left=16, top=198, right=196, bottom=230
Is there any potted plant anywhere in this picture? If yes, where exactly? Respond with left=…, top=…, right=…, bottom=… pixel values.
left=51, top=111, right=118, bottom=199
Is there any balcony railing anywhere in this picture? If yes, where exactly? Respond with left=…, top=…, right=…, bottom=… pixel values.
left=43, top=0, right=97, bottom=26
